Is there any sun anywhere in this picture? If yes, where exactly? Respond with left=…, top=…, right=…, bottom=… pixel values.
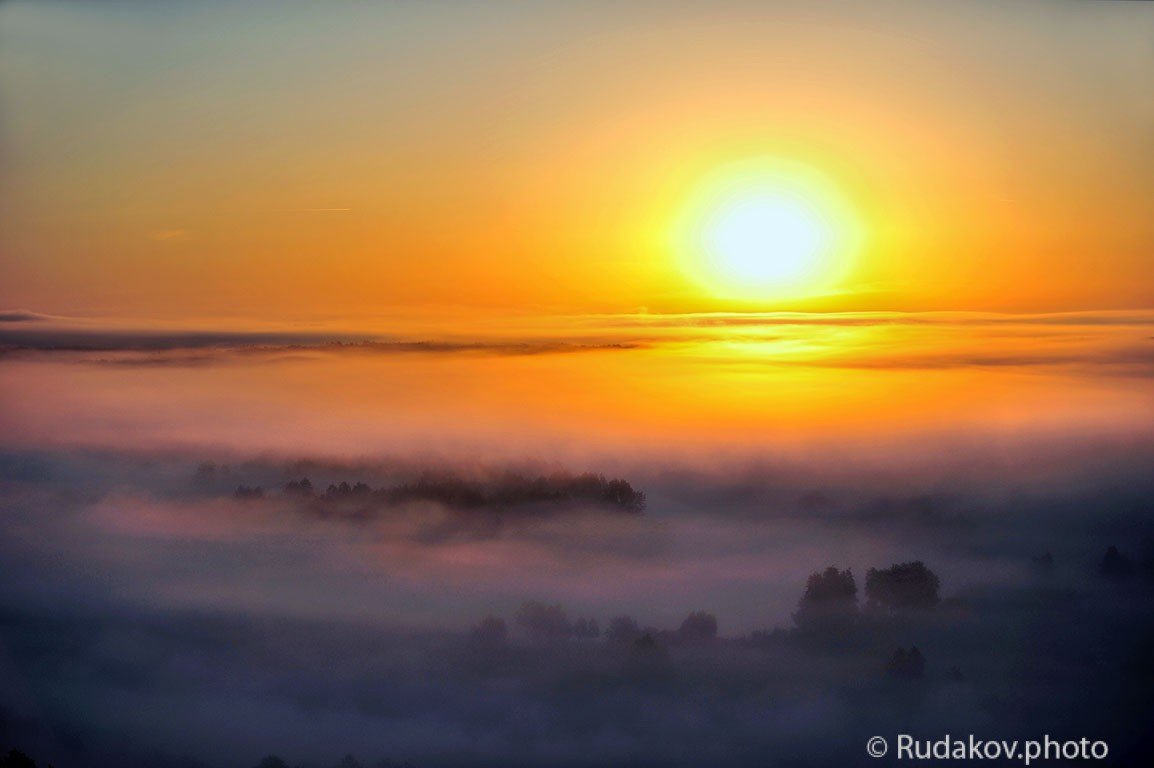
left=703, top=191, right=829, bottom=288
left=677, top=158, right=860, bottom=301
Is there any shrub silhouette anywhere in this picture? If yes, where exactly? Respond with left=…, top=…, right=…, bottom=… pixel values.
left=0, top=751, right=38, bottom=768
left=886, top=646, right=926, bottom=679
left=1031, top=551, right=1054, bottom=572
left=629, top=632, right=668, bottom=663
left=1099, top=545, right=1136, bottom=579
left=253, top=757, right=289, bottom=768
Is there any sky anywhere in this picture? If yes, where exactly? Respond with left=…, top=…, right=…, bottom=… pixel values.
left=2, top=0, right=1153, bottom=319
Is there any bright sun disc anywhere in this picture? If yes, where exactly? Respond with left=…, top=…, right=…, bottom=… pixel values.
left=704, top=192, right=828, bottom=287
left=677, top=159, right=860, bottom=300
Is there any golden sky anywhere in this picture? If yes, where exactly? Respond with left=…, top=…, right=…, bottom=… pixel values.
left=2, top=0, right=1153, bottom=319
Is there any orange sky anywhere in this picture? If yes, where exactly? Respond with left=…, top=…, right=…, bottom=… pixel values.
left=2, top=0, right=1153, bottom=321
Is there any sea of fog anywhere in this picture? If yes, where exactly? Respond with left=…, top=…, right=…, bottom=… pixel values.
left=2, top=314, right=1153, bottom=767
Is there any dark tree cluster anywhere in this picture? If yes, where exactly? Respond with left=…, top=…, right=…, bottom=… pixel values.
left=284, top=477, right=314, bottom=496
left=385, top=472, right=646, bottom=513
left=193, top=461, right=232, bottom=484
left=234, top=485, right=265, bottom=499
left=885, top=646, right=926, bottom=680
left=793, top=560, right=945, bottom=632
left=605, top=615, right=643, bottom=645
left=1030, top=544, right=1154, bottom=581
left=1099, top=545, right=1136, bottom=579
left=572, top=617, right=601, bottom=639
left=865, top=561, right=941, bottom=612
left=478, top=605, right=715, bottom=650
left=677, top=610, right=719, bottom=643
left=514, top=601, right=603, bottom=642
left=0, top=751, right=47, bottom=768
left=322, top=481, right=373, bottom=498
left=628, top=631, right=669, bottom=663
left=275, top=471, right=645, bottom=514
left=468, top=615, right=509, bottom=647
left=252, top=755, right=415, bottom=768
left=793, top=566, right=859, bottom=631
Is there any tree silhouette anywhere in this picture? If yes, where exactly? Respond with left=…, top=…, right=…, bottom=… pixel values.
left=284, top=477, right=314, bottom=496
left=605, top=615, right=642, bottom=645
left=469, top=615, right=508, bottom=647
left=793, top=567, right=858, bottom=631
left=515, top=601, right=572, bottom=642
left=886, top=646, right=926, bottom=679
left=629, top=632, right=668, bottom=663
left=572, top=617, right=601, bottom=639
left=1099, top=545, right=1135, bottom=579
left=678, top=610, right=718, bottom=643
left=865, top=561, right=940, bottom=611
left=0, top=751, right=38, bottom=768
left=253, top=756, right=289, bottom=768
left=234, top=485, right=264, bottom=499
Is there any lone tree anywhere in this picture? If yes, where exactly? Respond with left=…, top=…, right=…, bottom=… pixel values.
left=885, top=646, right=926, bottom=679
left=678, top=610, right=718, bottom=643
left=793, top=566, right=858, bottom=631
left=515, top=600, right=572, bottom=642
left=629, top=632, right=668, bottom=663
left=252, top=757, right=289, bottom=768
left=865, top=561, right=940, bottom=612
left=605, top=615, right=642, bottom=645
left=0, top=751, right=39, bottom=768
left=469, top=615, right=509, bottom=647
left=572, top=617, right=601, bottom=639
left=1099, top=545, right=1135, bottom=579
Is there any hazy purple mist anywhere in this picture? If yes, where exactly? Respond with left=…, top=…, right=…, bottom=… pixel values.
left=2, top=320, right=1153, bottom=767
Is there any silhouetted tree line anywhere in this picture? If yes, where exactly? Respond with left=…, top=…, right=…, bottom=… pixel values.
left=788, top=547, right=1154, bottom=681
left=0, top=750, right=50, bottom=768
left=475, top=602, right=717, bottom=650
left=193, top=461, right=233, bottom=484
left=273, top=471, right=646, bottom=514
left=1034, top=543, right=1154, bottom=581
left=252, top=755, right=415, bottom=768
left=514, top=601, right=603, bottom=642
left=0, top=747, right=419, bottom=768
